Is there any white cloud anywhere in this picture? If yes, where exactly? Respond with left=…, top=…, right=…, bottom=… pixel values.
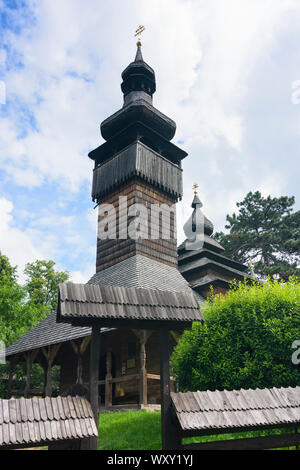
left=0, top=197, right=44, bottom=279
left=1, top=0, right=300, bottom=275
left=0, top=196, right=96, bottom=283
left=1, top=0, right=297, bottom=191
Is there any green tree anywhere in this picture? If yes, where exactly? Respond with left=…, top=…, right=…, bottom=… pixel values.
left=0, top=252, right=40, bottom=347
left=0, top=251, right=17, bottom=282
left=171, top=278, right=300, bottom=392
left=214, top=191, right=300, bottom=280
left=0, top=255, right=69, bottom=397
left=24, top=260, right=69, bottom=312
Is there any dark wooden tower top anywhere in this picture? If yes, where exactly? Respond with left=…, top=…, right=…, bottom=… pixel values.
left=89, top=45, right=186, bottom=172
left=56, top=44, right=204, bottom=329
left=178, top=194, right=251, bottom=298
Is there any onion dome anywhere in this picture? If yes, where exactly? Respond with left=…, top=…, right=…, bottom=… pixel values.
left=121, top=45, right=156, bottom=101
left=182, top=191, right=223, bottom=253
left=178, top=188, right=251, bottom=298
left=191, top=194, right=214, bottom=236
left=100, top=44, right=177, bottom=143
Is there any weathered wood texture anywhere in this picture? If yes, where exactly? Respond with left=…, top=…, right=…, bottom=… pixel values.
left=183, top=433, right=300, bottom=451
left=171, top=386, right=300, bottom=450
left=59, top=328, right=177, bottom=406
left=42, top=344, right=61, bottom=397
left=92, top=141, right=183, bottom=203
left=160, top=329, right=174, bottom=450
left=89, top=325, right=101, bottom=450
left=96, top=178, right=178, bottom=271
left=0, top=396, right=98, bottom=449
left=58, top=282, right=203, bottom=324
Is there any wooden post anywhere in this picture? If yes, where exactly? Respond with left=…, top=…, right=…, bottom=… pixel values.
left=105, top=349, right=112, bottom=407
left=89, top=324, right=101, bottom=450
left=132, top=330, right=152, bottom=407
left=24, top=353, right=32, bottom=398
left=139, top=341, right=147, bottom=406
left=45, top=361, right=52, bottom=397
left=24, top=350, right=38, bottom=398
left=42, top=344, right=60, bottom=397
left=71, top=337, right=90, bottom=385
left=160, top=328, right=174, bottom=450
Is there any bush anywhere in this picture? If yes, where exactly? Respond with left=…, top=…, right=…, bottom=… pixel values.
left=171, top=278, right=300, bottom=391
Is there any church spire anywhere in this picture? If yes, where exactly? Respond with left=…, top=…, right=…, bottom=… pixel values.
left=134, top=44, right=143, bottom=62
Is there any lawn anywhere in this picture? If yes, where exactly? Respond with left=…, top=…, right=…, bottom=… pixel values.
left=98, top=410, right=162, bottom=450
left=97, top=410, right=297, bottom=450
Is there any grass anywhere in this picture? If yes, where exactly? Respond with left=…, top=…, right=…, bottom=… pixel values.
left=98, top=410, right=162, bottom=450
left=97, top=410, right=298, bottom=450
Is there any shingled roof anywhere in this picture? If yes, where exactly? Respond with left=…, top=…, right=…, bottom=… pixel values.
left=88, top=254, right=203, bottom=295
left=171, top=386, right=300, bottom=433
left=5, top=312, right=112, bottom=358
left=0, top=395, right=98, bottom=448
left=58, top=283, right=204, bottom=324
left=6, top=255, right=204, bottom=358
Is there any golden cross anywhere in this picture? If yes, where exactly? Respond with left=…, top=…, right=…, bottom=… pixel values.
left=193, top=183, right=199, bottom=195
left=248, top=257, right=254, bottom=269
left=135, top=25, right=145, bottom=46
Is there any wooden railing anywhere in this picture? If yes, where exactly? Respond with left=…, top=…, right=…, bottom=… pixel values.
left=96, top=372, right=175, bottom=407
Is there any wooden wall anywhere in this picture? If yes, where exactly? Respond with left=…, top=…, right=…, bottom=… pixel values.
left=58, top=329, right=176, bottom=405
left=96, top=179, right=178, bottom=272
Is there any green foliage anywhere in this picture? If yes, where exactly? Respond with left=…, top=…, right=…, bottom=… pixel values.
left=24, top=260, right=69, bottom=312
left=0, top=253, right=69, bottom=398
left=171, top=278, right=300, bottom=392
left=0, top=252, right=17, bottom=282
left=214, top=191, right=300, bottom=280
left=0, top=252, right=43, bottom=347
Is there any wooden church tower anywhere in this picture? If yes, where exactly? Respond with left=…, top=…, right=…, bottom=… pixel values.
left=88, top=43, right=186, bottom=275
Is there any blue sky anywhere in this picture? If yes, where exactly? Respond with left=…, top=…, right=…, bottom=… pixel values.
left=0, top=0, right=300, bottom=282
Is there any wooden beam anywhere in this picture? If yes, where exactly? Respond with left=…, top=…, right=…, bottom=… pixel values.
left=170, top=331, right=181, bottom=344
left=97, top=374, right=139, bottom=385
left=139, top=342, right=147, bottom=406
left=160, top=328, right=175, bottom=450
left=89, top=325, right=101, bottom=450
left=71, top=337, right=90, bottom=385
left=132, top=329, right=153, bottom=343
left=105, top=349, right=112, bottom=407
left=42, top=344, right=61, bottom=397
left=80, top=336, right=91, bottom=355
left=70, top=317, right=195, bottom=331
left=183, top=432, right=300, bottom=451
left=132, top=329, right=152, bottom=407
left=24, top=350, right=38, bottom=398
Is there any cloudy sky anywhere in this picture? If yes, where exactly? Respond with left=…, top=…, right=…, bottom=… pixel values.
left=0, top=0, right=300, bottom=283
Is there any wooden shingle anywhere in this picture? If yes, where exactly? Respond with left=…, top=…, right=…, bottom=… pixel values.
left=0, top=396, right=97, bottom=449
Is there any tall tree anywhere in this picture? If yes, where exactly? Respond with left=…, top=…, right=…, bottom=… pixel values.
left=214, top=191, right=300, bottom=280
left=0, top=251, right=17, bottom=282
left=24, top=260, right=69, bottom=312
left=0, top=252, right=39, bottom=346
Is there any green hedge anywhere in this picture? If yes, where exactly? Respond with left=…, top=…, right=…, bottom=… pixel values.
left=171, top=278, right=300, bottom=391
